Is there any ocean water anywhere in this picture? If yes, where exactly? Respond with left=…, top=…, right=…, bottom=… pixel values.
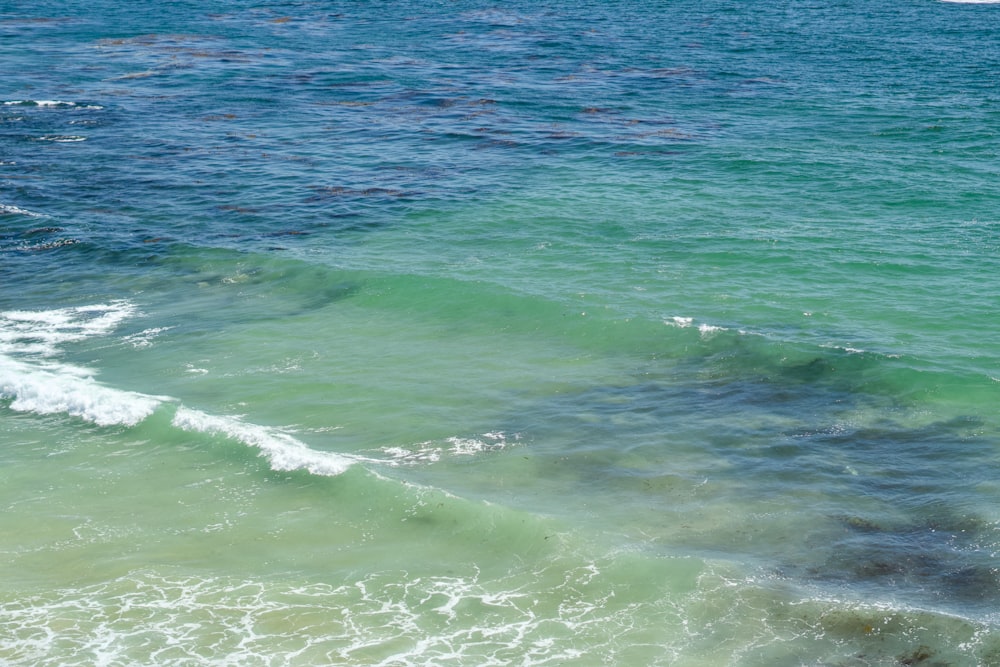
left=2, top=0, right=1000, bottom=664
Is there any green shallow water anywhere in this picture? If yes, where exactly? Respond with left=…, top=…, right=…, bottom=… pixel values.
left=3, top=0, right=1000, bottom=665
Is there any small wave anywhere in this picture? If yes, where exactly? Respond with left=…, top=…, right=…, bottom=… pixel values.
left=0, top=356, right=163, bottom=427
left=11, top=238, right=80, bottom=252
left=663, top=315, right=728, bottom=339
left=0, top=204, right=44, bottom=217
left=2, top=100, right=103, bottom=109
left=819, top=342, right=867, bottom=355
left=4, top=100, right=75, bottom=107
left=0, top=300, right=512, bottom=479
left=698, top=322, right=724, bottom=338
left=0, top=300, right=164, bottom=426
left=35, top=135, right=87, bottom=142
left=0, top=300, right=137, bottom=358
left=0, top=302, right=356, bottom=475
left=0, top=353, right=356, bottom=474
left=0, top=354, right=357, bottom=476
left=172, top=407, right=356, bottom=476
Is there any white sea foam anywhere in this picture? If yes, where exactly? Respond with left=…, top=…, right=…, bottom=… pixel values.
left=381, top=443, right=443, bottom=464
left=0, top=560, right=633, bottom=667
left=0, top=359, right=355, bottom=472
left=0, top=300, right=167, bottom=426
left=819, top=342, right=871, bottom=355
left=1, top=562, right=993, bottom=667
left=664, top=316, right=727, bottom=338
left=4, top=100, right=73, bottom=107
left=35, top=135, right=87, bottom=142
left=0, top=302, right=358, bottom=475
left=0, top=300, right=137, bottom=358
left=1, top=303, right=370, bottom=479
left=378, top=431, right=518, bottom=466
left=0, top=203, right=44, bottom=217
left=2, top=100, right=103, bottom=109
left=120, top=326, right=172, bottom=349
left=0, top=356, right=163, bottom=427
left=446, top=431, right=515, bottom=455
left=172, top=407, right=356, bottom=476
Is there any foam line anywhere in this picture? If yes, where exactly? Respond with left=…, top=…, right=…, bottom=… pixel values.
left=172, top=407, right=356, bottom=476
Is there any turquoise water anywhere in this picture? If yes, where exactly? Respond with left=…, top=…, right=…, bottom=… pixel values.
left=3, top=1, right=1000, bottom=664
